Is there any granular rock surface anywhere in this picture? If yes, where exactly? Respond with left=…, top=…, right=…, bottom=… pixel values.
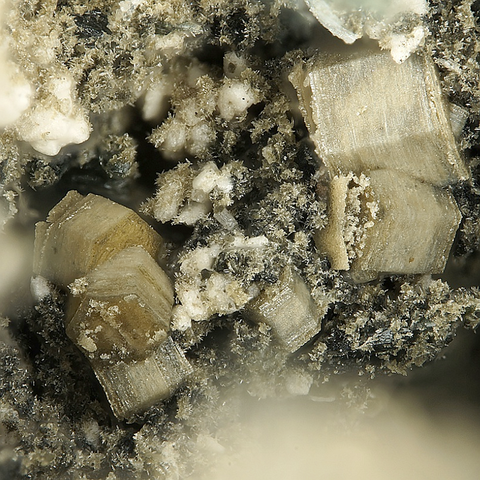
left=2, top=1, right=480, bottom=478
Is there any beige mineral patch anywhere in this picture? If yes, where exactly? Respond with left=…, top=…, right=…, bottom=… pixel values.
left=245, top=266, right=324, bottom=352
left=289, top=48, right=468, bottom=186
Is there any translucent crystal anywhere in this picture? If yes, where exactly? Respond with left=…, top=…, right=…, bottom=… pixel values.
left=66, top=246, right=174, bottom=362
left=33, top=190, right=163, bottom=288
left=94, top=337, right=192, bottom=420
left=318, top=170, right=462, bottom=282
left=33, top=193, right=191, bottom=420
left=289, top=49, right=468, bottom=186
left=304, top=0, right=428, bottom=62
left=245, top=267, right=321, bottom=352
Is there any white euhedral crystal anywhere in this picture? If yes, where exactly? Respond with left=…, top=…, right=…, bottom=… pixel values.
left=141, top=76, right=174, bottom=122
left=217, top=79, right=259, bottom=121
left=191, top=162, right=233, bottom=202
left=173, top=235, right=269, bottom=326
left=150, top=161, right=234, bottom=226
left=175, top=246, right=251, bottom=322
left=383, top=25, right=426, bottom=64
left=213, top=209, right=239, bottom=231
left=304, top=0, right=427, bottom=62
left=15, top=73, right=91, bottom=155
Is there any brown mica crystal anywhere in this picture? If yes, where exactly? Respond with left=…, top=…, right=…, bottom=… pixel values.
left=33, top=190, right=163, bottom=288
left=289, top=49, right=468, bottom=186
left=33, top=191, right=191, bottom=420
left=319, top=171, right=462, bottom=282
left=245, top=267, right=322, bottom=352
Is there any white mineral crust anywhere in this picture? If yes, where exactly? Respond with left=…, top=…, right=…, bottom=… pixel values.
left=0, top=55, right=32, bottom=128
left=0, top=1, right=32, bottom=128
left=15, top=74, right=91, bottom=156
left=304, top=0, right=428, bottom=62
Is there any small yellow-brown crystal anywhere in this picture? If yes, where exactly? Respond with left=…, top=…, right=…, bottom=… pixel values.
left=245, top=267, right=321, bottom=352
left=33, top=192, right=191, bottom=420
left=33, top=190, right=163, bottom=288
left=66, top=246, right=174, bottom=363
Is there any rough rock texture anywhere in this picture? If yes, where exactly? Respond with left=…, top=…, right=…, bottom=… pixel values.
left=2, top=1, right=480, bottom=479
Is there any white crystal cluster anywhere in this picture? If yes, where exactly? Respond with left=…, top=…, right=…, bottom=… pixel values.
left=147, top=53, right=262, bottom=160
left=0, top=0, right=205, bottom=157
left=14, top=73, right=91, bottom=156
left=0, top=2, right=90, bottom=155
left=172, top=235, right=267, bottom=331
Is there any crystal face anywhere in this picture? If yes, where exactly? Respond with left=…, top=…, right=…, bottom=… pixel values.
left=33, top=192, right=191, bottom=420
left=318, top=171, right=462, bottom=282
left=289, top=49, right=468, bottom=187
left=33, top=191, right=163, bottom=288
left=245, top=267, right=323, bottom=352
left=290, top=48, right=467, bottom=281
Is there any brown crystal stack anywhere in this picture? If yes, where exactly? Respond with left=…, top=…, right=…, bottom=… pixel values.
left=290, top=49, right=467, bottom=281
left=33, top=191, right=191, bottom=420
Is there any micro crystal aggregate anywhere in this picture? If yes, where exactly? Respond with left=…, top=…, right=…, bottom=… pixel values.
left=2, top=0, right=480, bottom=478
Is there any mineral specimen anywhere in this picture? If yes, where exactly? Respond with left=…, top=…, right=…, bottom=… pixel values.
left=245, top=266, right=322, bottom=352
left=289, top=49, right=468, bottom=187
left=319, top=170, right=462, bottom=282
left=33, top=190, right=163, bottom=288
left=33, top=192, right=191, bottom=420
left=290, top=47, right=467, bottom=279
left=3, top=1, right=480, bottom=479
